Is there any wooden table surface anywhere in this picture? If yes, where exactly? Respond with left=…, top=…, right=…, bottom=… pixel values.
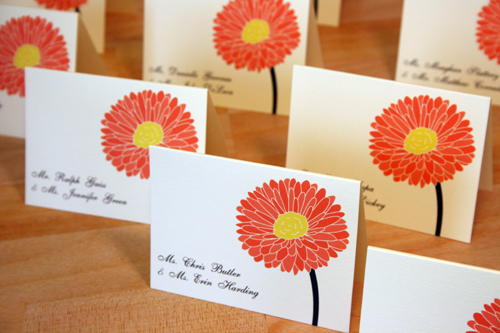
left=1, top=0, right=499, bottom=332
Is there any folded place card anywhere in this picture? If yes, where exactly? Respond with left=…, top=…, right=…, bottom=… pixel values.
left=315, top=0, right=342, bottom=27
left=0, top=0, right=106, bottom=53
left=396, top=0, right=500, bottom=105
left=143, top=0, right=323, bottom=115
left=287, top=66, right=493, bottom=243
left=150, top=147, right=367, bottom=332
left=25, top=68, right=227, bottom=223
left=360, top=247, right=500, bottom=333
left=0, top=4, right=105, bottom=138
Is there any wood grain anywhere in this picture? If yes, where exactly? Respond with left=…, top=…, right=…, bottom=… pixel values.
left=1, top=0, right=499, bottom=332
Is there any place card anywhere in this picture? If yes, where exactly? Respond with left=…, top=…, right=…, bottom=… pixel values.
left=25, top=68, right=227, bottom=223
left=0, top=0, right=105, bottom=53
left=360, top=247, right=500, bottom=333
left=396, top=0, right=500, bottom=105
left=0, top=4, right=105, bottom=138
left=287, top=66, right=493, bottom=243
left=315, top=0, right=342, bottom=27
left=143, top=0, right=323, bottom=115
left=150, top=147, right=367, bottom=332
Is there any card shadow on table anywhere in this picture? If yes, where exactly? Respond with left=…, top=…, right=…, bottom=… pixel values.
left=104, top=223, right=151, bottom=284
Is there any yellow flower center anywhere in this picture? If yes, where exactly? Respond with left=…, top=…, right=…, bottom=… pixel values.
left=404, top=127, right=438, bottom=154
left=133, top=121, right=164, bottom=148
left=242, top=19, right=270, bottom=44
left=14, top=44, right=40, bottom=69
left=273, top=212, right=308, bottom=240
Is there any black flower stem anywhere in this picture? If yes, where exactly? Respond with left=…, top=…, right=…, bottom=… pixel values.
left=270, top=66, right=278, bottom=115
left=314, top=0, right=318, bottom=18
left=435, top=182, right=443, bottom=236
left=310, top=268, right=319, bottom=326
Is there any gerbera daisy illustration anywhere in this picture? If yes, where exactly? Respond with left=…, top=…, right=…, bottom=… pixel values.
left=0, top=16, right=70, bottom=97
left=35, top=0, right=88, bottom=11
left=467, top=298, right=500, bottom=333
left=213, top=0, right=301, bottom=114
left=101, top=90, right=199, bottom=179
left=369, top=95, right=475, bottom=236
left=477, top=0, right=500, bottom=63
left=236, top=178, right=349, bottom=326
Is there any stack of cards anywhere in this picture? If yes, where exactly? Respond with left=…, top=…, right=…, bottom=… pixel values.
left=9, top=0, right=499, bottom=331
left=23, top=67, right=369, bottom=332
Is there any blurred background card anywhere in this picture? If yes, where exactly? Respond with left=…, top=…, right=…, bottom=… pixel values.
left=0, top=0, right=106, bottom=53
left=0, top=5, right=76, bottom=138
left=396, top=0, right=500, bottom=105
left=143, top=0, right=322, bottom=115
left=0, top=4, right=104, bottom=138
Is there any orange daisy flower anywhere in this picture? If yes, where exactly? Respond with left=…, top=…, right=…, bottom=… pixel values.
left=0, top=16, right=70, bottom=97
left=101, top=90, right=199, bottom=179
left=213, top=0, right=301, bottom=72
left=467, top=299, right=500, bottom=333
left=477, top=0, right=500, bottom=63
left=35, top=0, right=88, bottom=11
left=369, top=96, right=475, bottom=188
left=236, top=178, right=349, bottom=275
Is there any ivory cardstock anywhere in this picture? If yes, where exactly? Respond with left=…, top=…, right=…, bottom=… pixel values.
left=25, top=68, right=227, bottom=223
left=287, top=66, right=493, bottom=243
left=0, top=4, right=104, bottom=138
left=396, top=0, right=500, bottom=105
left=143, top=0, right=322, bottom=115
left=0, top=0, right=106, bottom=53
left=150, top=147, right=366, bottom=332
left=360, top=247, right=500, bottom=333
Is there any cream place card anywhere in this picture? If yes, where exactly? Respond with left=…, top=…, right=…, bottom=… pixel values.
left=150, top=147, right=367, bottom=332
left=25, top=68, right=227, bottom=223
left=287, top=66, right=493, bottom=243
left=143, top=0, right=323, bottom=115
left=315, top=0, right=342, bottom=27
left=396, top=0, right=500, bottom=105
left=360, top=247, right=500, bottom=333
left=0, top=0, right=105, bottom=53
left=0, top=4, right=105, bottom=138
